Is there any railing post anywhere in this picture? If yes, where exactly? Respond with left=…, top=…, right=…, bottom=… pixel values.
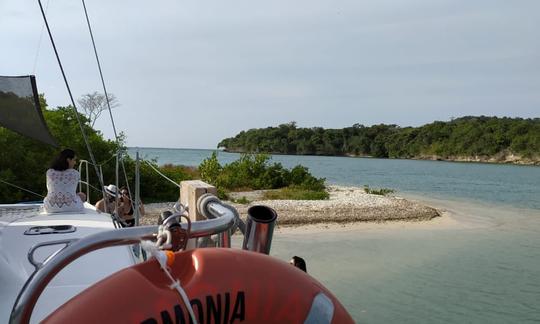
left=134, top=150, right=141, bottom=226
left=180, top=180, right=217, bottom=249
left=115, top=151, right=120, bottom=218
left=77, top=160, right=90, bottom=200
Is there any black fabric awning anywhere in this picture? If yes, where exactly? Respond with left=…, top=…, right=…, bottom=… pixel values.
left=0, top=75, right=58, bottom=147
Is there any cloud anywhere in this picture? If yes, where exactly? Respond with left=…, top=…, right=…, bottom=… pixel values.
left=1, top=0, right=539, bottom=148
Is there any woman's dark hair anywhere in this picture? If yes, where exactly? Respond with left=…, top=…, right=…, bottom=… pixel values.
left=50, top=149, right=76, bottom=171
left=292, top=256, right=307, bottom=272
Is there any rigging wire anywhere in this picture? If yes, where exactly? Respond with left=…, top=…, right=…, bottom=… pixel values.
left=37, top=0, right=105, bottom=193
left=0, top=178, right=100, bottom=200
left=79, top=180, right=102, bottom=193
left=143, top=160, right=182, bottom=188
left=0, top=179, right=45, bottom=199
left=80, top=0, right=120, bottom=140
left=80, top=0, right=132, bottom=197
left=83, top=152, right=118, bottom=167
left=32, top=0, right=50, bottom=74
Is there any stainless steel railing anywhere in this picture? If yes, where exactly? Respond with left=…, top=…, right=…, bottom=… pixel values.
left=10, top=198, right=236, bottom=324
left=10, top=194, right=277, bottom=324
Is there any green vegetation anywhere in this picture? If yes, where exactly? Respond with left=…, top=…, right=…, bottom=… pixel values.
left=218, top=117, right=540, bottom=163
left=1, top=96, right=328, bottom=203
left=231, top=196, right=250, bottom=204
left=130, top=162, right=195, bottom=203
left=363, top=185, right=395, bottom=196
left=199, top=152, right=328, bottom=200
left=0, top=95, right=193, bottom=203
left=263, top=187, right=329, bottom=200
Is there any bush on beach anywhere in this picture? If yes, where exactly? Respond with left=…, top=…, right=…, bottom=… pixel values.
left=199, top=152, right=328, bottom=200
left=231, top=196, right=250, bottom=204
left=363, top=185, right=395, bottom=196
left=263, top=187, right=329, bottom=200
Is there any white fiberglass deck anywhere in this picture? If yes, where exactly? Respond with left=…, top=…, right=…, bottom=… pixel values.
left=0, top=203, right=137, bottom=323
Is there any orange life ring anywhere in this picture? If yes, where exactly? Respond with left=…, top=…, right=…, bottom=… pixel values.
left=43, top=248, right=354, bottom=323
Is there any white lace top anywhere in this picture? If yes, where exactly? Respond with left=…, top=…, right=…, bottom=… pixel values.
left=43, top=168, right=84, bottom=213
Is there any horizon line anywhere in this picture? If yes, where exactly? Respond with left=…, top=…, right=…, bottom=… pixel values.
left=127, top=146, right=221, bottom=151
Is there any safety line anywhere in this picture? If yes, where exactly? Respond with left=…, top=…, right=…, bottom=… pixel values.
left=37, top=0, right=105, bottom=193
left=0, top=179, right=45, bottom=198
left=32, top=0, right=50, bottom=74
left=81, top=0, right=132, bottom=197
left=143, top=160, right=182, bottom=188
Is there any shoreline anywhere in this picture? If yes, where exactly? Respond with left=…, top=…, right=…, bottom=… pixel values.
left=273, top=210, right=458, bottom=234
left=141, top=185, right=441, bottom=228
left=141, top=185, right=540, bottom=233
left=221, top=149, right=540, bottom=166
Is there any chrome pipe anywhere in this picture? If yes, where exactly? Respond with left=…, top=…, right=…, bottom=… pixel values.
left=190, top=202, right=236, bottom=237
left=197, top=197, right=239, bottom=248
left=218, top=230, right=231, bottom=248
left=197, top=194, right=243, bottom=235
left=205, top=201, right=233, bottom=248
left=10, top=207, right=236, bottom=324
left=242, top=205, right=277, bottom=255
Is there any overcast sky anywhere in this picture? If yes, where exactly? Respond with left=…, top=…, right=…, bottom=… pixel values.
left=1, top=0, right=539, bottom=148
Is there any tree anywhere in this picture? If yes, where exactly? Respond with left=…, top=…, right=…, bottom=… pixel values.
left=77, top=91, right=119, bottom=127
left=0, top=94, right=120, bottom=203
left=1, top=94, right=196, bottom=203
left=216, top=117, right=540, bottom=162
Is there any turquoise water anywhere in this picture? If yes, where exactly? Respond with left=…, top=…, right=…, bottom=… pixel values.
left=271, top=208, right=540, bottom=323
left=130, top=148, right=540, bottom=323
left=128, top=147, right=540, bottom=210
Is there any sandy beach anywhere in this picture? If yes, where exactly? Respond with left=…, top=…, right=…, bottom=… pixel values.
left=141, top=185, right=442, bottom=230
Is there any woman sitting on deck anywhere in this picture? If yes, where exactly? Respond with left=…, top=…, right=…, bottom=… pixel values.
left=43, top=149, right=86, bottom=213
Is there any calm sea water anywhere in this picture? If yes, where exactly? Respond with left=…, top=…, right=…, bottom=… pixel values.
left=130, top=147, right=540, bottom=323
left=129, top=147, right=540, bottom=210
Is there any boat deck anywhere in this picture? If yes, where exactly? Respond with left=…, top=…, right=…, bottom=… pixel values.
left=0, top=203, right=138, bottom=323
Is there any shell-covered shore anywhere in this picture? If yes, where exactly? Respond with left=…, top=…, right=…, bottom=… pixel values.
left=140, top=185, right=440, bottom=227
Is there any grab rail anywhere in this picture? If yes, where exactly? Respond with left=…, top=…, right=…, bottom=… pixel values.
left=27, top=238, right=78, bottom=271
left=10, top=202, right=236, bottom=324
left=77, top=159, right=90, bottom=199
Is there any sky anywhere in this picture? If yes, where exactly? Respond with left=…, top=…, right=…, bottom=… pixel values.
left=1, top=0, right=539, bottom=149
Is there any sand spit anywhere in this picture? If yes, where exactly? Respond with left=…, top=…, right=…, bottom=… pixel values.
left=140, top=185, right=440, bottom=227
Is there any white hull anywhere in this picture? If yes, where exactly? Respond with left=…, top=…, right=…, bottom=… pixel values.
left=0, top=203, right=137, bottom=323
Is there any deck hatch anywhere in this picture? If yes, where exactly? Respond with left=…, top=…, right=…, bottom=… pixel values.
left=24, top=225, right=76, bottom=235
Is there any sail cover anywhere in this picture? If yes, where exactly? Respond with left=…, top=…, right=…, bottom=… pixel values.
left=0, top=75, right=57, bottom=147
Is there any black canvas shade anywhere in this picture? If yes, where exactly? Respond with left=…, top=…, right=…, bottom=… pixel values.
left=0, top=75, right=58, bottom=147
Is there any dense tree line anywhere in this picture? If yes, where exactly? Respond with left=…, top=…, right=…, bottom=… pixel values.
left=218, top=117, right=540, bottom=162
left=0, top=95, right=192, bottom=203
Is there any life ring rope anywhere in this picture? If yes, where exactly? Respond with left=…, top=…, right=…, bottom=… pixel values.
left=141, top=240, right=198, bottom=324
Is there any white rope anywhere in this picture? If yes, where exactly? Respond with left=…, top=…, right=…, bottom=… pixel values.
left=143, top=160, right=181, bottom=188
left=140, top=241, right=198, bottom=324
